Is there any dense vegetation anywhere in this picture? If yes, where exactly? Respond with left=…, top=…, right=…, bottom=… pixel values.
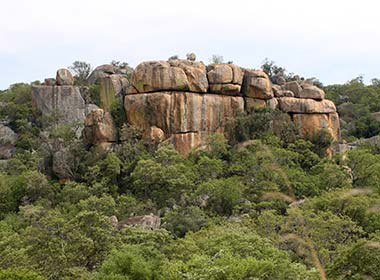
left=1, top=79, right=380, bottom=280
left=325, top=77, right=380, bottom=140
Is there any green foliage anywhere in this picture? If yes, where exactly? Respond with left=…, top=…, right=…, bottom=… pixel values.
left=328, top=239, right=380, bottom=279
left=89, top=84, right=101, bottom=106
left=197, top=177, right=243, bottom=215
left=110, top=99, right=126, bottom=130
left=0, top=268, right=46, bottom=280
left=97, top=245, right=164, bottom=280
left=325, top=79, right=380, bottom=140
left=163, top=206, right=208, bottom=237
left=3, top=73, right=380, bottom=279
left=69, top=61, right=92, bottom=85
left=209, top=54, right=224, bottom=64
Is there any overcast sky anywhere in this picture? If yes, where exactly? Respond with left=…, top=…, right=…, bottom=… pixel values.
left=1, top=0, right=379, bottom=89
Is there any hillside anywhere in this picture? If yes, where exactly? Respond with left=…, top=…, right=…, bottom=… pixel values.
left=0, top=58, right=380, bottom=280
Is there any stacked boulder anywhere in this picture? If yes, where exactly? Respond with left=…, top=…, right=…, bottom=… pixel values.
left=124, top=59, right=340, bottom=154
left=124, top=59, right=244, bottom=155
left=275, top=80, right=340, bottom=141
left=82, top=108, right=117, bottom=151
left=31, top=59, right=340, bottom=156
left=87, top=64, right=131, bottom=111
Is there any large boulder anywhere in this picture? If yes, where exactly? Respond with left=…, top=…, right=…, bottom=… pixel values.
left=293, top=113, right=340, bottom=141
left=207, top=64, right=243, bottom=95
left=283, top=81, right=302, bottom=96
left=87, top=64, right=117, bottom=84
left=0, top=124, right=17, bottom=159
left=278, top=97, right=336, bottom=113
left=128, top=60, right=208, bottom=94
left=88, top=64, right=131, bottom=99
left=56, top=69, right=74, bottom=86
left=242, top=70, right=273, bottom=99
left=83, top=109, right=117, bottom=146
left=298, top=84, right=325, bottom=100
left=124, top=92, right=244, bottom=154
left=31, top=85, right=86, bottom=136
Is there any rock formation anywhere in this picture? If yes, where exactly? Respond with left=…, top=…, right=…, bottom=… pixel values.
left=123, top=59, right=340, bottom=154
left=87, top=64, right=131, bottom=111
left=32, top=60, right=340, bottom=156
left=31, top=84, right=86, bottom=136
left=83, top=108, right=117, bottom=146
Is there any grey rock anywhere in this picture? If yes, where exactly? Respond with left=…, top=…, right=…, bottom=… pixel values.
left=0, top=124, right=17, bottom=159
left=31, top=85, right=86, bottom=136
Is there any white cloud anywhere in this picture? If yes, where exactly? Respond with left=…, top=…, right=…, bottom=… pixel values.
left=1, top=0, right=380, bottom=88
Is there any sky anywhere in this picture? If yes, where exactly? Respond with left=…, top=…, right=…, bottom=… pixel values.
left=1, top=0, right=380, bottom=89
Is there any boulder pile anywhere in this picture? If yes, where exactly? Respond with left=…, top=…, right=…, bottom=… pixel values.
left=124, top=59, right=340, bottom=154
left=31, top=59, right=340, bottom=156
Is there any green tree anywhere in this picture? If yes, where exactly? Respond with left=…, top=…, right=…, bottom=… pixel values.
left=69, top=61, right=92, bottom=85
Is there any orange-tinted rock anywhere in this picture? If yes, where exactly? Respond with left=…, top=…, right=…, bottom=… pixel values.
left=209, top=84, right=241, bottom=95
left=242, top=70, right=273, bottom=99
left=144, top=126, right=165, bottom=144
left=169, top=132, right=202, bottom=155
left=278, top=97, right=336, bottom=113
left=83, top=109, right=117, bottom=145
left=298, top=85, right=325, bottom=100
left=293, top=113, right=340, bottom=141
left=124, top=92, right=244, bottom=154
left=245, top=98, right=267, bottom=111
left=284, top=81, right=302, bottom=96
left=129, top=60, right=208, bottom=94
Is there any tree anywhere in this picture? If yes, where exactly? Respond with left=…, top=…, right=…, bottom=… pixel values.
left=209, top=54, right=224, bottom=64
left=69, top=61, right=92, bottom=85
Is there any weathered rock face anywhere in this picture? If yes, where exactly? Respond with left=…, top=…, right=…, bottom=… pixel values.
left=31, top=85, right=86, bottom=136
left=124, top=92, right=244, bottom=153
left=88, top=64, right=131, bottom=103
left=207, top=64, right=243, bottom=95
left=83, top=108, right=117, bottom=146
left=278, top=97, right=336, bottom=114
left=56, top=69, right=74, bottom=86
left=298, top=84, right=325, bottom=100
left=0, top=124, right=17, bottom=159
left=293, top=113, right=340, bottom=141
left=34, top=61, right=340, bottom=156
left=242, top=70, right=273, bottom=99
left=128, top=60, right=208, bottom=94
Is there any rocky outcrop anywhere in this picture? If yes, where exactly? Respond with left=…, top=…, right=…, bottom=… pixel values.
left=34, top=59, right=340, bottom=156
left=121, top=59, right=340, bottom=154
left=0, top=123, right=17, bottom=159
left=83, top=108, right=117, bottom=146
left=31, top=85, right=86, bottom=136
left=128, top=60, right=208, bottom=94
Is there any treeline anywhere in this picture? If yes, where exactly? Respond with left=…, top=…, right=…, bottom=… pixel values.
left=0, top=81, right=380, bottom=279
